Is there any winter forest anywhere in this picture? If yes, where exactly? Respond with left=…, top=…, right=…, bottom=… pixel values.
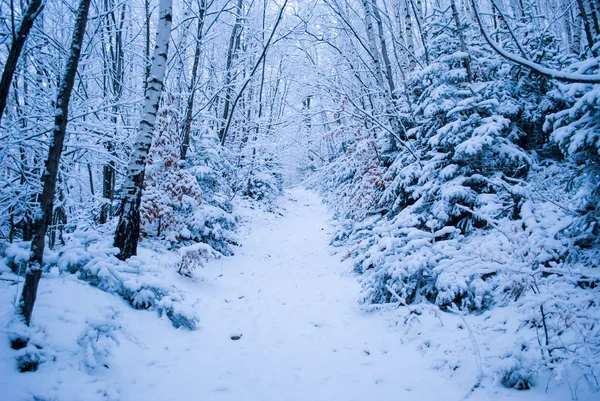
left=0, top=0, right=599, bottom=399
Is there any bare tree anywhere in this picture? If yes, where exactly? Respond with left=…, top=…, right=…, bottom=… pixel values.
left=180, top=0, right=207, bottom=161
left=219, top=0, right=290, bottom=146
left=20, top=0, right=92, bottom=326
left=99, top=0, right=127, bottom=224
left=218, top=0, right=244, bottom=145
left=0, top=0, right=45, bottom=125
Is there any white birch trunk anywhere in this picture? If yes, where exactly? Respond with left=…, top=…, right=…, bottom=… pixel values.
left=362, top=0, right=386, bottom=90
left=404, top=0, right=417, bottom=72
left=114, top=0, right=173, bottom=260
left=573, top=7, right=583, bottom=54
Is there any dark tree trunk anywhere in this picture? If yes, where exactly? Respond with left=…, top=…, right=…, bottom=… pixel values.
left=99, top=0, right=126, bottom=224
left=218, top=0, right=244, bottom=145
left=180, top=0, right=207, bottom=161
left=577, top=0, right=599, bottom=56
left=0, top=0, right=45, bottom=125
left=220, top=0, right=289, bottom=147
left=100, top=142, right=116, bottom=224
left=20, top=0, right=91, bottom=326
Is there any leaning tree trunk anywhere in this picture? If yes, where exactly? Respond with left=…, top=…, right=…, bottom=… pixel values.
left=20, top=0, right=91, bottom=326
left=0, top=0, right=45, bottom=125
left=113, top=0, right=173, bottom=260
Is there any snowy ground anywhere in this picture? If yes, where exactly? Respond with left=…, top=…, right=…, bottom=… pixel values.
left=0, top=188, right=588, bottom=400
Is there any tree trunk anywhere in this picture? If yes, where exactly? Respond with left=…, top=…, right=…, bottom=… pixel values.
left=20, top=0, right=91, bottom=326
left=180, top=0, right=207, bottom=161
left=218, top=0, right=244, bottom=145
left=577, top=0, right=598, bottom=55
left=362, top=0, right=386, bottom=89
left=586, top=0, right=600, bottom=35
left=144, top=0, right=152, bottom=96
left=113, top=0, right=173, bottom=260
left=100, top=0, right=126, bottom=224
left=573, top=7, right=583, bottom=54
left=404, top=0, right=417, bottom=72
left=0, top=0, right=45, bottom=125
left=450, top=0, right=473, bottom=82
left=100, top=143, right=116, bottom=224
left=372, top=0, right=404, bottom=145
left=220, top=0, right=289, bottom=147
left=409, top=0, right=430, bottom=65
left=372, top=1, right=396, bottom=98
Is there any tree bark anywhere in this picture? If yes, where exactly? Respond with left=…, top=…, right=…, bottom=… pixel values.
left=113, top=0, right=173, bottom=260
left=218, top=0, right=244, bottom=145
left=180, top=0, right=207, bottom=161
left=144, top=0, right=152, bottom=96
left=409, top=0, right=430, bottom=65
left=362, top=0, right=386, bottom=89
left=100, top=142, right=116, bottom=223
left=100, top=0, right=126, bottom=224
left=573, top=7, right=583, bottom=54
left=585, top=0, right=600, bottom=36
left=0, top=0, right=45, bottom=125
left=450, top=0, right=473, bottom=82
left=20, top=0, right=91, bottom=326
left=577, top=0, right=598, bottom=55
left=372, top=1, right=396, bottom=98
left=404, top=0, right=417, bottom=72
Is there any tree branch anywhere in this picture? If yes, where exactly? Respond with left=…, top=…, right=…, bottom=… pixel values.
left=471, top=0, right=600, bottom=84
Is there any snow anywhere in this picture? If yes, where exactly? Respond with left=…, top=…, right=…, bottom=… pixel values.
left=0, top=188, right=593, bottom=400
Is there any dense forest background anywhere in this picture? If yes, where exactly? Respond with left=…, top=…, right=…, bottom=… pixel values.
left=1, top=0, right=599, bottom=395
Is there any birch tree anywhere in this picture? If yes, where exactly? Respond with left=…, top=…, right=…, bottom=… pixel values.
left=113, top=0, right=173, bottom=260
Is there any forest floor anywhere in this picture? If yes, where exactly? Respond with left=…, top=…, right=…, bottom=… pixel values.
left=0, top=188, right=585, bottom=400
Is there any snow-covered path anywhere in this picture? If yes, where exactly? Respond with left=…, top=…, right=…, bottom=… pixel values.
left=2, top=188, right=569, bottom=401
left=120, top=187, right=469, bottom=401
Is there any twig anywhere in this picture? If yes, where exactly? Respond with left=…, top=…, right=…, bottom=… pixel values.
left=455, top=204, right=516, bottom=243
left=386, top=284, right=413, bottom=313
left=449, top=304, right=483, bottom=384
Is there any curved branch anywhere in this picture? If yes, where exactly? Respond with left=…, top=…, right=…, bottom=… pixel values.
left=471, top=0, right=600, bottom=84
